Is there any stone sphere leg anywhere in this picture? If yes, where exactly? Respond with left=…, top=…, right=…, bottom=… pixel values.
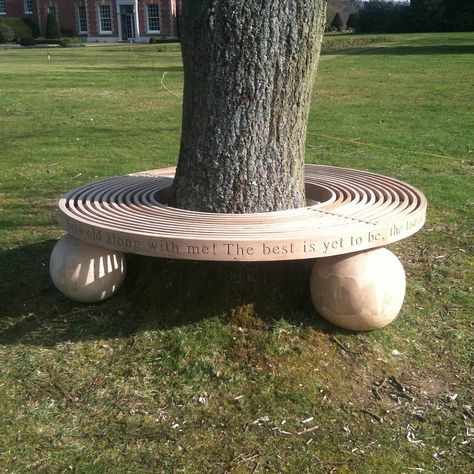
left=50, top=234, right=127, bottom=303
left=310, top=248, right=406, bottom=331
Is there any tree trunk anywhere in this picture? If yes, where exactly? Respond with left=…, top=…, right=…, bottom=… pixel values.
left=171, top=0, right=327, bottom=213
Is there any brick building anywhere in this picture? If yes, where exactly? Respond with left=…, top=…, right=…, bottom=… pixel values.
left=0, top=0, right=179, bottom=41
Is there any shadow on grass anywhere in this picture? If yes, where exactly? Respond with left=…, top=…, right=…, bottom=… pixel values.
left=0, top=241, right=340, bottom=347
left=335, top=44, right=474, bottom=56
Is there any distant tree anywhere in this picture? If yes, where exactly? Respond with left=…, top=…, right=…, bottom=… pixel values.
left=356, top=1, right=410, bottom=33
left=330, top=12, right=345, bottom=31
left=409, top=0, right=474, bottom=31
left=410, top=0, right=444, bottom=31
left=438, top=0, right=474, bottom=31
left=45, top=13, right=61, bottom=39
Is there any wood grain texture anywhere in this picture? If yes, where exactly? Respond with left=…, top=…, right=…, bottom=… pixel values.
left=58, top=165, right=427, bottom=262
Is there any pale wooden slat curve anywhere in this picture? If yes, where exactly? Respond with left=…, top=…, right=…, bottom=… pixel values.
left=58, top=165, right=427, bottom=261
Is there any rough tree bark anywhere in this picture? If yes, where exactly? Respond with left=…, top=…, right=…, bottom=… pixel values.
left=171, top=0, right=327, bottom=213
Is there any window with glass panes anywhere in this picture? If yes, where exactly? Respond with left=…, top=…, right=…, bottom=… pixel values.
left=48, top=5, right=57, bottom=15
left=0, top=0, right=6, bottom=15
left=147, top=4, right=160, bottom=33
left=24, top=0, right=33, bottom=14
left=99, top=4, right=112, bottom=33
left=77, top=5, right=87, bottom=33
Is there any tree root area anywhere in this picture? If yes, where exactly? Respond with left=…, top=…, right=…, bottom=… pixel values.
left=126, top=256, right=316, bottom=328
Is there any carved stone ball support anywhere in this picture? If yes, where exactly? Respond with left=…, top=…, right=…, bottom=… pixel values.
left=50, top=234, right=126, bottom=303
left=50, top=165, right=427, bottom=331
left=310, top=248, right=406, bottom=331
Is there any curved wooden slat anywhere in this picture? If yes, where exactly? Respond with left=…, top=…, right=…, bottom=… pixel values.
left=58, top=165, right=427, bottom=261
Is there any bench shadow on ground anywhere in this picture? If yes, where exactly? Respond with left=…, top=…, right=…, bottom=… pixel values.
left=333, top=44, right=474, bottom=56
left=0, top=241, right=341, bottom=347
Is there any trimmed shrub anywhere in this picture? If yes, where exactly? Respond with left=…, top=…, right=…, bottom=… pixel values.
left=346, top=13, right=358, bottom=30
left=21, top=17, right=40, bottom=38
left=60, top=27, right=74, bottom=37
left=330, top=12, right=345, bottom=32
left=0, top=17, right=33, bottom=40
left=45, top=13, right=61, bottom=39
left=60, top=37, right=85, bottom=47
left=0, top=23, right=15, bottom=43
left=35, top=38, right=62, bottom=45
left=149, top=36, right=179, bottom=44
left=19, top=36, right=36, bottom=46
left=30, top=37, right=85, bottom=47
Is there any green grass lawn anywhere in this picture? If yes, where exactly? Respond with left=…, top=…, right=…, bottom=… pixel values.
left=0, top=33, right=473, bottom=473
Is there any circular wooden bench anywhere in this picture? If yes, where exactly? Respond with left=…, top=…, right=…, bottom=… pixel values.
left=50, top=164, right=427, bottom=331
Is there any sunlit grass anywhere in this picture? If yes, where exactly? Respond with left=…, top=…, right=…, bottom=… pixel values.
left=0, top=33, right=473, bottom=473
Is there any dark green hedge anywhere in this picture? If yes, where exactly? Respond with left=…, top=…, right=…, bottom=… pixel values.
left=0, top=23, right=15, bottom=43
left=149, top=37, right=180, bottom=44
left=21, top=37, right=85, bottom=47
left=0, top=17, right=34, bottom=40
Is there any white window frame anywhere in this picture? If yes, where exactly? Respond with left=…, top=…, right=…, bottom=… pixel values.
left=24, top=0, right=33, bottom=14
left=98, top=4, right=112, bottom=34
left=77, top=5, right=88, bottom=34
left=146, top=4, right=161, bottom=34
left=0, top=0, right=6, bottom=16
